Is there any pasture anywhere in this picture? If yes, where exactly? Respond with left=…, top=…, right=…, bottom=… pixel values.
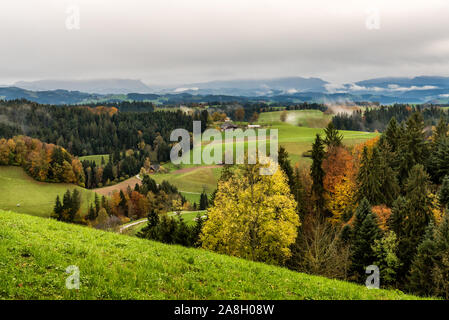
left=0, top=166, right=96, bottom=218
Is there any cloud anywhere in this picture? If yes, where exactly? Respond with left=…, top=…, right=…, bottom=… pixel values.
left=1, top=0, right=449, bottom=85
left=174, top=87, right=199, bottom=92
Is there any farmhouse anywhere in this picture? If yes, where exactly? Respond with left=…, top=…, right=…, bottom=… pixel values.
left=220, top=123, right=238, bottom=131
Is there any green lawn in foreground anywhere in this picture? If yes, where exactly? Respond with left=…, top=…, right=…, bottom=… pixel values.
left=0, top=166, right=96, bottom=218
left=0, top=210, right=427, bottom=300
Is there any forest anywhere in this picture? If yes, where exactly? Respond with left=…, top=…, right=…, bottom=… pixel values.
left=332, top=104, right=448, bottom=132
left=0, top=100, right=197, bottom=157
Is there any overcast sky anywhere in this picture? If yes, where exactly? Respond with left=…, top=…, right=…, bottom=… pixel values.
left=1, top=0, right=449, bottom=86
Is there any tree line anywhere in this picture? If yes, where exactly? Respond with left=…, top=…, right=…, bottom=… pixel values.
left=0, top=100, right=196, bottom=158
left=0, top=135, right=85, bottom=185
left=332, top=104, right=448, bottom=132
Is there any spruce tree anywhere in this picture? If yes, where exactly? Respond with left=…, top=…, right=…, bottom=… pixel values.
left=356, top=147, right=384, bottom=205
left=310, top=134, right=325, bottom=215
left=431, top=212, right=449, bottom=298
left=351, top=211, right=381, bottom=281
left=438, top=175, right=449, bottom=208
left=119, top=190, right=128, bottom=216
left=278, top=146, right=296, bottom=193
left=398, top=112, right=428, bottom=183
left=87, top=204, right=97, bottom=221
left=434, top=118, right=448, bottom=143
left=52, top=195, right=63, bottom=221
left=398, top=165, right=433, bottom=279
left=384, top=117, right=400, bottom=153
left=62, top=189, right=72, bottom=221
left=352, top=198, right=372, bottom=241
left=70, top=189, right=81, bottom=222
left=408, top=222, right=437, bottom=296
left=199, top=190, right=209, bottom=210
left=324, top=122, right=343, bottom=147
left=94, top=193, right=100, bottom=214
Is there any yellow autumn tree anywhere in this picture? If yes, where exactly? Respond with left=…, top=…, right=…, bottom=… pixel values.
left=201, top=161, right=299, bottom=265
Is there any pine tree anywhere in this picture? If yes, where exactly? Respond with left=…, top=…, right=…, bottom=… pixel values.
left=311, top=134, right=325, bottom=215
left=62, top=189, right=72, bottom=222
left=388, top=196, right=408, bottom=237
left=87, top=204, right=97, bottom=221
left=428, top=137, right=449, bottom=183
left=199, top=190, right=209, bottom=210
left=352, top=198, right=372, bottom=241
left=398, top=165, right=433, bottom=279
left=324, top=122, right=343, bottom=147
left=377, top=137, right=400, bottom=206
left=70, top=189, right=81, bottom=222
left=192, top=214, right=204, bottom=247
left=94, top=193, right=100, bottom=214
left=52, top=195, right=63, bottom=221
left=351, top=211, right=381, bottom=281
left=398, top=112, right=428, bottom=183
left=408, top=222, right=437, bottom=296
left=356, top=147, right=384, bottom=205
left=432, top=212, right=449, bottom=298
left=278, top=146, right=296, bottom=193
left=438, top=175, right=449, bottom=208
left=434, top=118, right=448, bottom=143
left=119, top=190, right=128, bottom=216
left=384, top=117, right=401, bottom=153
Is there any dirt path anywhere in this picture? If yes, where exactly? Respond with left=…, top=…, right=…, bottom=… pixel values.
left=93, top=176, right=142, bottom=197
left=93, top=165, right=221, bottom=197
left=119, top=218, right=147, bottom=233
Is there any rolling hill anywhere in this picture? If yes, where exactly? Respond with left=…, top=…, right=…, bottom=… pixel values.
left=0, top=210, right=426, bottom=300
left=0, top=166, right=96, bottom=218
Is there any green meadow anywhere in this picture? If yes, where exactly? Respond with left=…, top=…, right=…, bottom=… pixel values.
left=0, top=210, right=425, bottom=300
left=78, top=154, right=109, bottom=166
left=0, top=166, right=96, bottom=218
left=154, top=110, right=378, bottom=195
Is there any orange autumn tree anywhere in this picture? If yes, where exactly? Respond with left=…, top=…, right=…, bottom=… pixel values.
left=0, top=135, right=85, bottom=186
left=322, top=146, right=357, bottom=224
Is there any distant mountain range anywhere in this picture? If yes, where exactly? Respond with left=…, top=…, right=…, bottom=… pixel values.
left=13, top=79, right=152, bottom=94
left=1, top=76, right=449, bottom=105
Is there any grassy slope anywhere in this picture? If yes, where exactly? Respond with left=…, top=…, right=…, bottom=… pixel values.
left=152, top=167, right=222, bottom=195
left=0, top=210, right=424, bottom=300
left=0, top=167, right=96, bottom=218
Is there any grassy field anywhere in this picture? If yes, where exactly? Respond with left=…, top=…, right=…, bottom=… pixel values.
left=154, top=112, right=377, bottom=194
left=258, top=110, right=332, bottom=127
left=78, top=154, right=109, bottom=166
left=0, top=210, right=426, bottom=300
left=0, top=167, right=97, bottom=218
left=152, top=166, right=222, bottom=196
